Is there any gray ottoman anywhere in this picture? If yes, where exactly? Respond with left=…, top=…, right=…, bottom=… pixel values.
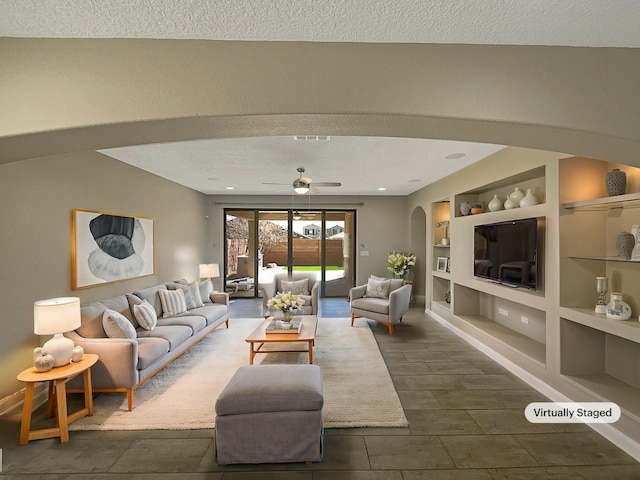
left=215, top=364, right=324, bottom=464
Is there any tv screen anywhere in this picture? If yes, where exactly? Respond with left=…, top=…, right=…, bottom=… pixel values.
left=473, top=217, right=540, bottom=290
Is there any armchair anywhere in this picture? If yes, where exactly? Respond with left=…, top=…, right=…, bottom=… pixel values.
left=259, top=271, right=320, bottom=316
left=350, top=278, right=412, bottom=335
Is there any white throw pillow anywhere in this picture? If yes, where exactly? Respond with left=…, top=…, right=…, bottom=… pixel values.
left=159, top=288, right=188, bottom=318
left=102, top=309, right=137, bottom=339
left=186, top=282, right=204, bottom=309
left=364, top=278, right=391, bottom=298
left=198, top=279, right=214, bottom=304
left=133, top=299, right=158, bottom=331
left=281, top=278, right=309, bottom=295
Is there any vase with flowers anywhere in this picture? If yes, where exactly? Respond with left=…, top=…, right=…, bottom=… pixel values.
left=267, top=291, right=305, bottom=322
left=387, top=250, right=416, bottom=279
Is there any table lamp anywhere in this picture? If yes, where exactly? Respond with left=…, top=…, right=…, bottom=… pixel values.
left=34, top=297, right=81, bottom=367
left=199, top=263, right=220, bottom=291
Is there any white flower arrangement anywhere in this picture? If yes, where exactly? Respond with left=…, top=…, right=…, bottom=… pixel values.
left=267, top=291, right=305, bottom=313
left=386, top=250, right=416, bottom=276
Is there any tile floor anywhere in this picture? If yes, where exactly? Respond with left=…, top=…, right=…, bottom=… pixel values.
left=1, top=299, right=639, bottom=479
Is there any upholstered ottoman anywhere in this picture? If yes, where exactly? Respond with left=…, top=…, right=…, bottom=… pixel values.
left=215, top=364, right=324, bottom=464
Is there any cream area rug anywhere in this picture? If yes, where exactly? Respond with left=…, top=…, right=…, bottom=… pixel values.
left=69, top=317, right=408, bottom=431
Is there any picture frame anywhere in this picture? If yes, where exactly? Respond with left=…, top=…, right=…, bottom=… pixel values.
left=72, top=208, right=155, bottom=290
left=437, top=256, right=448, bottom=272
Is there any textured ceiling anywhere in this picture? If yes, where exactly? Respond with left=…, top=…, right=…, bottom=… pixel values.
left=3, top=0, right=637, bottom=195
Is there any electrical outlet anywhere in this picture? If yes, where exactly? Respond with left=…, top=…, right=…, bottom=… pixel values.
left=498, top=308, right=509, bottom=316
left=521, top=316, right=529, bottom=324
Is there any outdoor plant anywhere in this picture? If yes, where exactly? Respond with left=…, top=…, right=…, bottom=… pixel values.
left=387, top=250, right=416, bottom=277
left=267, top=291, right=305, bottom=313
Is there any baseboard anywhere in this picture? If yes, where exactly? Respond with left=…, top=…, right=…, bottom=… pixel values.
left=0, top=383, right=48, bottom=416
left=427, top=308, right=640, bottom=463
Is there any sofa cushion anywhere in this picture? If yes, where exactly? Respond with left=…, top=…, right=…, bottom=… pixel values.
left=298, top=294, right=312, bottom=306
left=132, top=284, right=167, bottom=318
left=352, top=297, right=390, bottom=315
left=136, top=325, right=192, bottom=351
left=280, top=278, right=309, bottom=295
left=388, top=278, right=405, bottom=292
left=78, top=301, right=109, bottom=338
left=102, top=309, right=137, bottom=339
left=364, top=277, right=391, bottom=298
left=183, top=304, right=227, bottom=326
left=136, top=337, right=171, bottom=370
left=159, top=288, right=188, bottom=318
left=133, top=299, right=158, bottom=331
left=156, top=314, right=207, bottom=334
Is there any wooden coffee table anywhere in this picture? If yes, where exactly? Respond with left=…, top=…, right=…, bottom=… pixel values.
left=245, top=315, right=318, bottom=365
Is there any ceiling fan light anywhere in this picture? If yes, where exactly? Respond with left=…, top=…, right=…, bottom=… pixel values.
left=293, top=179, right=309, bottom=194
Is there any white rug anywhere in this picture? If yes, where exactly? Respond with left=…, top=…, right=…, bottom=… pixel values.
left=69, top=317, right=408, bottom=431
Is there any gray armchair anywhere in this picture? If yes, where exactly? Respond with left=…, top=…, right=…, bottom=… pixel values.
left=259, top=271, right=320, bottom=316
left=350, top=278, right=412, bottom=335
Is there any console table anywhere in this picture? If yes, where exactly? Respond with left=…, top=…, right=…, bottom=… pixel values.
left=17, top=353, right=98, bottom=445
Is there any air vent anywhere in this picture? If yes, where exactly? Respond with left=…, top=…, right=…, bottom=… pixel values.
left=293, top=136, right=330, bottom=141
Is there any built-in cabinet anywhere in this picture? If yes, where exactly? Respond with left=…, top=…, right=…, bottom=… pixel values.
left=427, top=157, right=640, bottom=457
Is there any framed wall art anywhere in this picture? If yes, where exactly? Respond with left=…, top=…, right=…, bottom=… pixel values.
left=72, top=209, right=155, bottom=289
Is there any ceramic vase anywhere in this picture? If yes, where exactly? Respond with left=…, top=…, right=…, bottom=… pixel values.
left=488, top=195, right=503, bottom=212
left=606, top=292, right=632, bottom=321
left=617, top=231, right=636, bottom=259
left=504, top=197, right=516, bottom=210
left=282, top=310, right=293, bottom=322
left=71, top=345, right=84, bottom=362
left=460, top=200, right=472, bottom=216
left=471, top=204, right=483, bottom=215
left=509, top=187, right=525, bottom=207
left=606, top=168, right=626, bottom=196
left=519, top=189, right=539, bottom=207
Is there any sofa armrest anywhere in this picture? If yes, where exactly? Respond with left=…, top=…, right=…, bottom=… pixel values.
left=65, top=330, right=139, bottom=388
left=259, top=277, right=277, bottom=308
left=310, top=281, right=319, bottom=315
left=389, top=284, right=412, bottom=322
left=349, top=284, right=367, bottom=301
left=210, top=291, right=229, bottom=306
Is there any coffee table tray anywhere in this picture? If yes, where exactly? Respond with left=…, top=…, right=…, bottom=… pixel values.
left=265, top=317, right=302, bottom=334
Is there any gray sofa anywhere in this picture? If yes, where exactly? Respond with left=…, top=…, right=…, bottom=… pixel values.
left=66, top=279, right=229, bottom=410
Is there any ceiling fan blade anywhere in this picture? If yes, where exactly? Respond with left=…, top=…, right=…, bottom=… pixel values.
left=262, top=182, right=290, bottom=185
left=311, top=182, right=342, bottom=187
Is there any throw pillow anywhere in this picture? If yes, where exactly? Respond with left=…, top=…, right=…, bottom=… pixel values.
left=281, top=278, right=309, bottom=295
left=370, top=275, right=387, bottom=281
left=198, top=279, right=214, bottom=304
left=364, top=277, right=391, bottom=298
left=185, top=282, right=204, bottom=309
left=159, top=288, right=188, bottom=318
left=133, top=299, right=157, bottom=331
left=102, top=309, right=137, bottom=339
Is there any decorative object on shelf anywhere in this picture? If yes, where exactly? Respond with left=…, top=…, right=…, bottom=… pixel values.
left=436, top=257, right=448, bottom=272
left=445, top=291, right=451, bottom=304
left=437, top=220, right=449, bottom=245
left=595, top=276, right=608, bottom=314
left=471, top=203, right=483, bottom=214
left=460, top=200, right=472, bottom=216
left=519, top=188, right=539, bottom=207
left=509, top=187, right=525, bottom=207
left=488, top=195, right=503, bottom=212
left=504, top=197, right=516, bottom=210
left=71, top=345, right=85, bottom=362
left=266, top=291, right=305, bottom=323
left=606, top=168, right=626, bottom=196
left=616, top=231, right=636, bottom=259
left=387, top=250, right=416, bottom=278
left=606, top=292, right=632, bottom=321
left=33, top=297, right=81, bottom=367
left=446, top=258, right=451, bottom=273
left=34, top=349, right=55, bottom=372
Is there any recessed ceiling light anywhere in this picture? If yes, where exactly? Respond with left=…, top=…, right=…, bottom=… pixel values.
left=408, top=178, right=422, bottom=183
left=445, top=153, right=466, bottom=160
left=208, top=177, right=220, bottom=181
left=226, top=186, right=235, bottom=190
left=293, top=135, right=330, bottom=141
left=378, top=187, right=386, bottom=191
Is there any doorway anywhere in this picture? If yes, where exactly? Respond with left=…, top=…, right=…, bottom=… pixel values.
left=224, top=208, right=356, bottom=299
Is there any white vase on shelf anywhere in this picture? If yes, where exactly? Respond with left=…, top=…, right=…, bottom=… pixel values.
left=509, top=187, right=524, bottom=207
left=504, top=197, right=516, bottom=210
left=519, top=189, right=539, bottom=208
left=488, top=195, right=503, bottom=212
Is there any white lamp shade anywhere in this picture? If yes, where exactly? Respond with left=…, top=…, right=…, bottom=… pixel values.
left=199, top=263, right=220, bottom=279
left=34, top=297, right=81, bottom=335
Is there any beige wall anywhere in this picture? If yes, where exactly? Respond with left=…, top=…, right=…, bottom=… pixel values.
left=0, top=152, right=210, bottom=400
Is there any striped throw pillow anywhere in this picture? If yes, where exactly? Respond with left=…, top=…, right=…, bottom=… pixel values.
left=159, top=288, right=188, bottom=318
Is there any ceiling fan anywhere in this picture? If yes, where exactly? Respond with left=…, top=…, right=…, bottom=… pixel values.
left=264, top=167, right=342, bottom=194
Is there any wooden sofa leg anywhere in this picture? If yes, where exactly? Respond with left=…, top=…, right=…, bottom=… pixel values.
left=351, top=314, right=356, bottom=326
left=387, top=323, right=394, bottom=335
left=399, top=316, right=403, bottom=323
left=128, top=389, right=134, bottom=412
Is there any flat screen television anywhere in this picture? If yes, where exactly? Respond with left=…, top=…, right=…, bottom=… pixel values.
left=473, top=217, right=542, bottom=290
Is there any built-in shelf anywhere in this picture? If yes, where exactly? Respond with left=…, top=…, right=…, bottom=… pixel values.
left=562, top=374, right=640, bottom=421
left=432, top=300, right=451, bottom=312
left=568, top=255, right=640, bottom=264
left=433, top=244, right=450, bottom=248
left=559, top=307, right=640, bottom=343
left=457, top=314, right=546, bottom=366
left=562, top=192, right=640, bottom=211
left=432, top=271, right=450, bottom=280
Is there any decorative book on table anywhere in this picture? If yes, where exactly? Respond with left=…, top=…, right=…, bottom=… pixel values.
left=265, top=317, right=302, bottom=334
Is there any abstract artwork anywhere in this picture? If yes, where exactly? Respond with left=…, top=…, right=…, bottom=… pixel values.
left=72, top=209, right=154, bottom=289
